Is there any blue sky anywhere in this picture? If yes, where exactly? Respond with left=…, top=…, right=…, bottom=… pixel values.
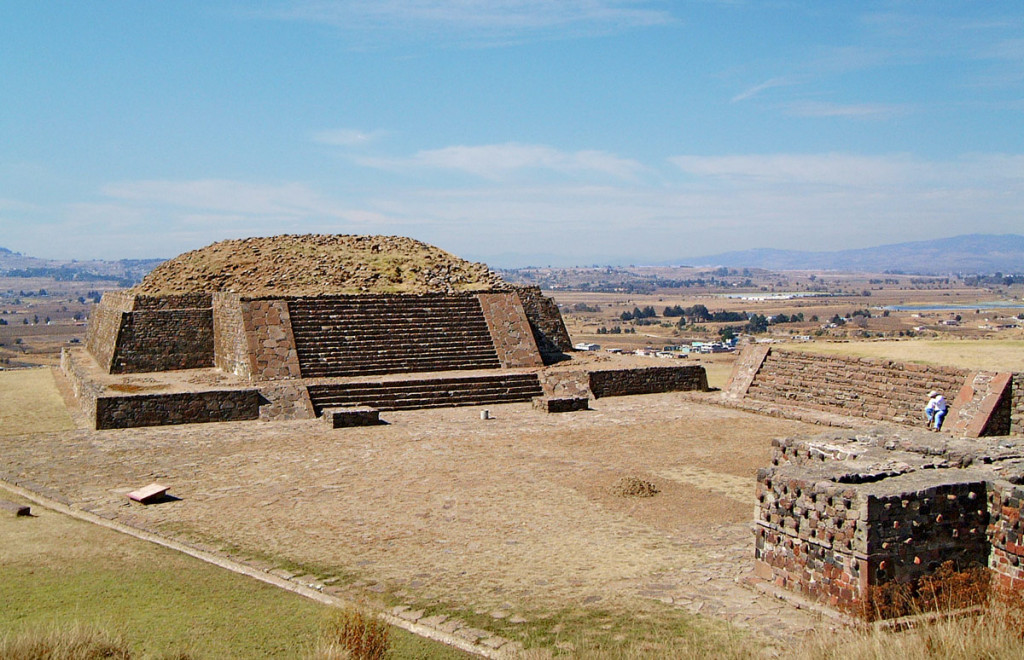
left=2, top=1, right=1022, bottom=266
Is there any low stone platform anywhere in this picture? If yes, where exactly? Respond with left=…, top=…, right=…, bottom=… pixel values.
left=321, top=406, right=382, bottom=428
left=63, top=346, right=710, bottom=430
left=754, top=427, right=1024, bottom=614
left=533, top=396, right=589, bottom=413
left=62, top=347, right=261, bottom=430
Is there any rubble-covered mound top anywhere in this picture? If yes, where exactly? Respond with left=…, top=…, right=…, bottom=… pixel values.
left=132, top=234, right=510, bottom=296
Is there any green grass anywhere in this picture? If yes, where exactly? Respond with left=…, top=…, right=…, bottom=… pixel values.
left=0, top=491, right=470, bottom=659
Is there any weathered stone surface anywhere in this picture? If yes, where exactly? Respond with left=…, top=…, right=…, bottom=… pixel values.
left=477, top=292, right=544, bottom=368
left=94, top=390, right=261, bottom=429
left=127, top=483, right=169, bottom=504
left=755, top=429, right=1024, bottom=615
left=513, top=285, right=573, bottom=363
left=533, top=396, right=589, bottom=413
left=732, top=345, right=1022, bottom=435
left=321, top=406, right=381, bottom=428
left=589, top=365, right=708, bottom=398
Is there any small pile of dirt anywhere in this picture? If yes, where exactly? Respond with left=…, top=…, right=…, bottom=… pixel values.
left=132, top=234, right=510, bottom=297
left=610, top=476, right=660, bottom=498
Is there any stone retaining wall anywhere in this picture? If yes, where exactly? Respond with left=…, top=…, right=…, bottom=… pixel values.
left=745, top=348, right=967, bottom=425
left=514, top=286, right=573, bottom=364
left=109, top=308, right=214, bottom=373
left=212, top=293, right=252, bottom=379
left=242, top=300, right=302, bottom=381
left=86, top=292, right=215, bottom=374
left=85, top=292, right=132, bottom=372
left=755, top=431, right=1024, bottom=615
left=477, top=292, right=544, bottom=368
left=989, top=481, right=1024, bottom=591
left=61, top=348, right=103, bottom=428
left=589, top=365, right=708, bottom=398
left=731, top=346, right=1023, bottom=436
left=1013, top=374, right=1024, bottom=437
left=94, top=389, right=261, bottom=429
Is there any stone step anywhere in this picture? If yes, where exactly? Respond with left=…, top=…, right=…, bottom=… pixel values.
left=313, top=380, right=540, bottom=398
left=308, top=375, right=543, bottom=412
left=301, top=362, right=501, bottom=378
left=300, top=344, right=497, bottom=356
left=293, top=329, right=492, bottom=339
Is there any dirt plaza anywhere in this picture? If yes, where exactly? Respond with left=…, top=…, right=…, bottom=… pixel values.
left=2, top=371, right=832, bottom=643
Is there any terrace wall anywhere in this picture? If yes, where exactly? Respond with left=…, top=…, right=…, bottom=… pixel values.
left=212, top=293, right=252, bottom=379
left=755, top=432, right=1024, bottom=616
left=745, top=348, right=967, bottom=426
left=476, top=292, right=544, bottom=368
left=1012, top=374, right=1024, bottom=437
left=94, top=390, right=261, bottom=429
left=589, top=365, right=708, bottom=398
left=514, top=286, right=573, bottom=364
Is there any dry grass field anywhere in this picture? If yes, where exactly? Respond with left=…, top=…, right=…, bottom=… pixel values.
left=0, top=368, right=74, bottom=434
left=776, top=339, right=1024, bottom=373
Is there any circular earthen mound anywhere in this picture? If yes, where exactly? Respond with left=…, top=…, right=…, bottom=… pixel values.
left=610, top=476, right=660, bottom=498
left=132, top=234, right=510, bottom=297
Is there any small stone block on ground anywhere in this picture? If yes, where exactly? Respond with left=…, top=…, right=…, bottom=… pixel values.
left=0, top=500, right=31, bottom=517
left=533, top=396, right=589, bottom=413
left=321, top=406, right=381, bottom=428
left=127, top=483, right=169, bottom=504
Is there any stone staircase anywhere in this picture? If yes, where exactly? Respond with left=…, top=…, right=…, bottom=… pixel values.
left=307, top=373, right=543, bottom=414
left=288, top=295, right=501, bottom=378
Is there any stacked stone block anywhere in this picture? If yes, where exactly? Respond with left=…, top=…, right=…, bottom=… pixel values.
left=94, top=390, right=260, bottom=429
left=243, top=299, right=303, bottom=381
left=756, top=430, right=1024, bottom=614
left=212, top=294, right=252, bottom=379
left=1012, top=374, right=1024, bottom=436
left=477, top=292, right=545, bottom=368
left=513, top=286, right=573, bottom=364
left=589, top=365, right=708, bottom=398
left=989, top=481, right=1024, bottom=591
left=86, top=292, right=215, bottom=374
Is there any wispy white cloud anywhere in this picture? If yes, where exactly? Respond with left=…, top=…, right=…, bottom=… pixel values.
left=256, top=0, right=676, bottom=45
left=731, top=77, right=796, bottom=103
left=100, top=179, right=398, bottom=224
left=356, top=143, right=645, bottom=180
left=312, top=128, right=388, bottom=146
left=785, top=101, right=908, bottom=119
left=669, top=152, right=1024, bottom=188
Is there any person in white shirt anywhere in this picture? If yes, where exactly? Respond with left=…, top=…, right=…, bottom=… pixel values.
left=924, top=390, right=948, bottom=431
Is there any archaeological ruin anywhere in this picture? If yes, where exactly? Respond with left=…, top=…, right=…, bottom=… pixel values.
left=726, top=344, right=1024, bottom=615
left=62, top=234, right=708, bottom=429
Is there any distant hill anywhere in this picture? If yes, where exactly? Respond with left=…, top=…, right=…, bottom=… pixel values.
left=675, top=234, right=1024, bottom=274
left=0, top=246, right=164, bottom=285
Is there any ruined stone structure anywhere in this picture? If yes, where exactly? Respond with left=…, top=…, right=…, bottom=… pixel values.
left=755, top=429, right=1024, bottom=612
left=727, top=345, right=1022, bottom=438
left=729, top=345, right=1024, bottom=616
left=64, top=235, right=704, bottom=429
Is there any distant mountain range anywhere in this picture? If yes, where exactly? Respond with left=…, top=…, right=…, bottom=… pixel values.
left=3, top=233, right=1022, bottom=279
left=673, top=234, right=1024, bottom=274
left=0, top=246, right=164, bottom=284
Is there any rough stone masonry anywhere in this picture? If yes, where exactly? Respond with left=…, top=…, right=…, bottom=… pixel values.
left=754, top=428, right=1024, bottom=613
